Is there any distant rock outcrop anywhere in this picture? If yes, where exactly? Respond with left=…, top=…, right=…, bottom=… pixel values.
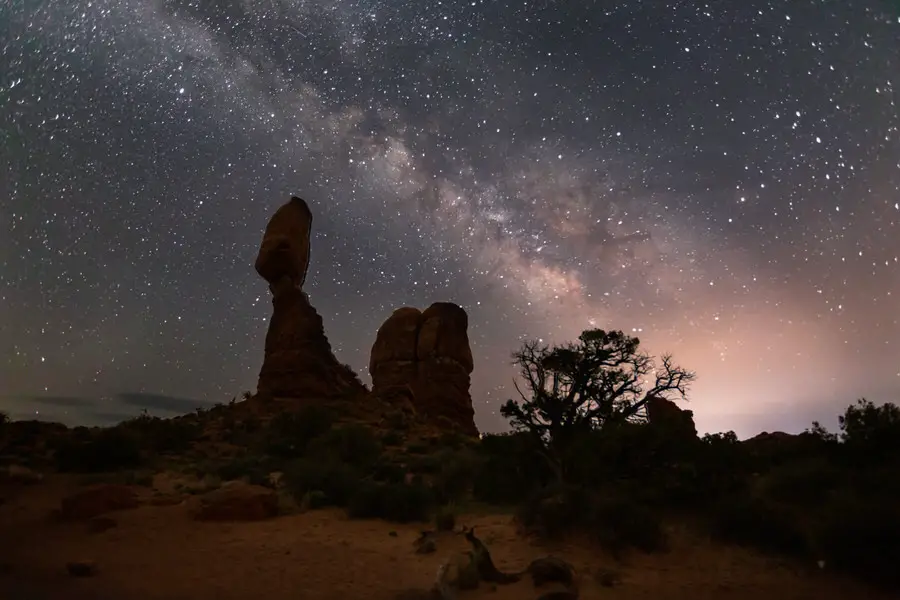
left=255, top=196, right=365, bottom=400
left=646, top=395, right=697, bottom=438
left=370, top=302, right=477, bottom=435
left=742, top=430, right=825, bottom=462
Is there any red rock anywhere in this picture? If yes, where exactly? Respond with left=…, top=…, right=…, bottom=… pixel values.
left=257, top=285, right=366, bottom=399
left=59, top=484, right=139, bottom=520
left=255, top=196, right=312, bottom=289
left=2, top=464, right=43, bottom=484
left=255, top=198, right=367, bottom=401
left=370, top=302, right=477, bottom=436
left=369, top=307, right=422, bottom=389
left=416, top=303, right=474, bottom=372
left=189, top=481, right=278, bottom=522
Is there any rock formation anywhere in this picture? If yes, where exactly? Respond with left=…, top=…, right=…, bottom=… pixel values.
left=255, top=196, right=312, bottom=290
left=255, top=196, right=365, bottom=400
left=370, top=302, right=477, bottom=435
left=646, top=395, right=697, bottom=438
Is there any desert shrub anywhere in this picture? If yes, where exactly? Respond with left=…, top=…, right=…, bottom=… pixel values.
left=472, top=432, right=546, bottom=505
left=280, top=459, right=362, bottom=507
left=405, top=441, right=429, bottom=454
left=305, top=424, right=382, bottom=469
left=431, top=449, right=479, bottom=504
left=435, top=431, right=470, bottom=450
left=2, top=420, right=67, bottom=457
left=851, top=464, right=900, bottom=499
left=384, top=410, right=410, bottom=431
left=761, top=458, right=845, bottom=507
left=120, top=412, right=201, bottom=454
left=51, top=427, right=144, bottom=473
left=219, top=413, right=263, bottom=444
left=434, top=506, right=457, bottom=531
left=839, top=399, right=900, bottom=466
left=347, top=481, right=433, bottom=523
left=302, top=490, right=329, bottom=510
left=371, top=459, right=407, bottom=484
left=408, top=453, right=442, bottom=474
left=516, top=485, right=666, bottom=554
left=262, top=405, right=335, bottom=459
left=812, top=494, right=900, bottom=590
left=710, top=495, right=809, bottom=556
left=381, top=483, right=433, bottom=522
left=79, top=469, right=155, bottom=487
left=381, top=430, right=404, bottom=446
left=516, top=484, right=592, bottom=539
left=570, top=423, right=674, bottom=481
left=214, top=454, right=273, bottom=487
left=590, top=496, right=669, bottom=555
left=690, top=431, right=751, bottom=500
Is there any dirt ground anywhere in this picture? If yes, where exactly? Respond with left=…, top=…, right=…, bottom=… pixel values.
left=0, top=476, right=888, bottom=600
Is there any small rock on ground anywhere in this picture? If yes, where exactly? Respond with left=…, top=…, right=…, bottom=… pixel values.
left=66, top=561, right=98, bottom=577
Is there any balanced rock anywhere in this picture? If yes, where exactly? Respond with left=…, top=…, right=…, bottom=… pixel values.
left=255, top=196, right=366, bottom=400
left=255, top=196, right=312, bottom=289
left=370, top=302, right=477, bottom=435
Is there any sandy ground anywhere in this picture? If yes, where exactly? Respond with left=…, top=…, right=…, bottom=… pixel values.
left=0, top=476, right=889, bottom=600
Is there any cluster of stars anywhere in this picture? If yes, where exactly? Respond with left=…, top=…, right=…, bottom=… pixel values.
left=1, top=0, right=898, bottom=436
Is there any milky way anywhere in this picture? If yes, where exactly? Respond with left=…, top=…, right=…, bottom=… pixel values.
left=2, top=1, right=898, bottom=437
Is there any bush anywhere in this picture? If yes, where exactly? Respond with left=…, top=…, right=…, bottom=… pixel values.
left=213, top=455, right=273, bottom=487
left=405, top=441, right=429, bottom=454
left=516, top=485, right=667, bottom=554
left=303, top=490, right=329, bottom=510
left=262, top=406, right=335, bottom=459
left=710, top=495, right=809, bottom=556
left=52, top=427, right=144, bottom=473
left=371, top=459, right=407, bottom=484
left=434, top=506, right=457, bottom=531
left=384, top=410, right=410, bottom=431
left=761, top=458, right=844, bottom=507
left=408, top=454, right=442, bottom=474
left=472, top=433, right=546, bottom=506
left=516, top=484, right=592, bottom=539
left=690, top=432, right=751, bottom=501
left=590, top=496, right=668, bottom=555
left=839, top=399, right=900, bottom=466
left=813, top=495, right=900, bottom=590
left=121, top=412, right=201, bottom=454
left=431, top=449, right=479, bottom=504
left=435, top=431, right=469, bottom=450
left=305, top=424, right=382, bottom=469
left=381, top=430, right=404, bottom=446
left=281, top=459, right=362, bottom=507
left=347, top=481, right=433, bottom=523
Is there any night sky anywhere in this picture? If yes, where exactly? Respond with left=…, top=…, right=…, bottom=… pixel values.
left=2, top=1, right=898, bottom=437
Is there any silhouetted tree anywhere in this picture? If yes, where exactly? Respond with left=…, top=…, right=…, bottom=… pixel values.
left=839, top=398, right=900, bottom=463
left=500, top=329, right=694, bottom=480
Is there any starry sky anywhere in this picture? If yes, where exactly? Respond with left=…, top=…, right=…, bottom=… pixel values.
left=2, top=1, right=898, bottom=437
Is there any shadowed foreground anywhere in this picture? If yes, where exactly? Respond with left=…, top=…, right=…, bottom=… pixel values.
left=0, top=475, right=890, bottom=600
